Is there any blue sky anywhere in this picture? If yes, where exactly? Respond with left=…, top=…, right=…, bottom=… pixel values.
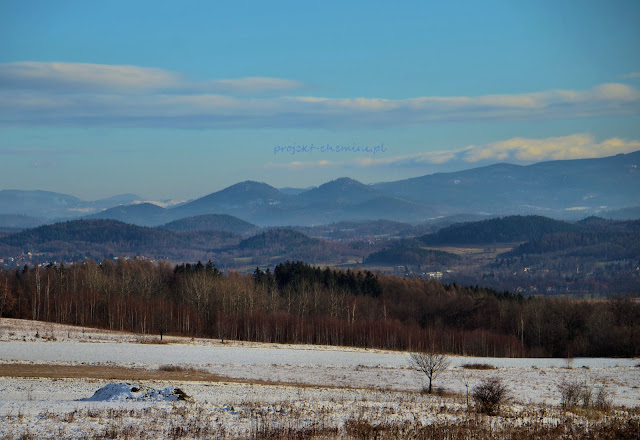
left=1, top=0, right=639, bottom=200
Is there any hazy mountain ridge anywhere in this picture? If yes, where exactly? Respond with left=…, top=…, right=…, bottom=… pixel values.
left=296, top=177, right=379, bottom=206
left=0, top=190, right=142, bottom=219
left=1, top=152, right=639, bottom=228
left=373, top=151, right=640, bottom=216
left=160, top=214, right=258, bottom=235
left=0, top=214, right=44, bottom=229
left=88, top=203, right=169, bottom=226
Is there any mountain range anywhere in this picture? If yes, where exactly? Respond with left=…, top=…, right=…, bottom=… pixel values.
left=2, top=151, right=639, bottom=228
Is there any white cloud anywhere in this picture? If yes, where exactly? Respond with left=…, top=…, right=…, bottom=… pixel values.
left=0, top=62, right=304, bottom=94
left=287, top=83, right=640, bottom=123
left=0, top=61, right=180, bottom=91
left=0, top=61, right=639, bottom=128
left=622, top=72, right=640, bottom=79
left=589, top=83, right=640, bottom=101
left=200, top=77, right=305, bottom=94
left=299, top=135, right=640, bottom=169
left=258, top=134, right=640, bottom=177
left=461, top=134, right=640, bottom=163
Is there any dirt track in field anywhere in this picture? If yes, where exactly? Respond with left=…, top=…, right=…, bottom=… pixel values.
left=0, top=363, right=232, bottom=382
left=0, top=363, right=369, bottom=391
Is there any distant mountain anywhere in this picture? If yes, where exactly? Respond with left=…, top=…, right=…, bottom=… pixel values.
left=88, top=203, right=168, bottom=226
left=0, top=190, right=142, bottom=220
left=169, top=181, right=290, bottom=222
left=419, top=215, right=578, bottom=245
left=2, top=152, right=639, bottom=228
left=0, top=190, right=85, bottom=218
left=296, top=178, right=379, bottom=206
left=373, top=151, right=640, bottom=218
left=279, top=186, right=315, bottom=195
left=343, top=195, right=435, bottom=223
left=164, top=178, right=436, bottom=226
left=598, top=206, right=640, bottom=220
left=92, top=193, right=141, bottom=210
left=290, top=178, right=436, bottom=225
left=0, top=214, right=44, bottom=229
left=161, top=214, right=258, bottom=235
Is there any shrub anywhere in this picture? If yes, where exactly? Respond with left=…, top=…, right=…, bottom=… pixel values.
left=594, top=385, right=613, bottom=411
left=157, top=364, right=205, bottom=374
left=558, top=378, right=609, bottom=410
left=138, top=337, right=168, bottom=344
left=558, top=379, right=583, bottom=409
left=472, top=377, right=509, bottom=415
left=420, top=386, right=455, bottom=397
left=461, top=363, right=495, bottom=370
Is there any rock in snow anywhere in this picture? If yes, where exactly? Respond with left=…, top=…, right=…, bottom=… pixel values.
left=80, top=383, right=189, bottom=402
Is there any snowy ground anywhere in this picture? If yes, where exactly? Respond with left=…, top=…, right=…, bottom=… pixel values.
left=0, top=318, right=639, bottom=439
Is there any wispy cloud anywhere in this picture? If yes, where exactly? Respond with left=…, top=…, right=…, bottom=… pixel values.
left=266, top=134, right=640, bottom=171
left=1, top=61, right=639, bottom=128
left=0, top=62, right=180, bottom=92
left=198, top=77, right=306, bottom=94
left=622, top=72, right=640, bottom=79
left=363, top=134, right=640, bottom=168
left=31, top=159, right=57, bottom=168
left=461, top=134, right=640, bottom=163
left=0, top=62, right=304, bottom=94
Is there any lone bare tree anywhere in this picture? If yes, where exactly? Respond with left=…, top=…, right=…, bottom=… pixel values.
left=409, top=351, right=450, bottom=394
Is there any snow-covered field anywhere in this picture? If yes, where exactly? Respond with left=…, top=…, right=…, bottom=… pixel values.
left=0, top=318, right=639, bottom=439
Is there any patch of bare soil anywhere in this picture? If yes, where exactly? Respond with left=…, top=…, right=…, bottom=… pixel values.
left=0, top=363, right=227, bottom=382
left=0, top=363, right=374, bottom=391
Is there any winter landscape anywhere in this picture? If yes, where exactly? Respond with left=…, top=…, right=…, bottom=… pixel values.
left=3, top=2, right=640, bottom=438
left=0, top=318, right=638, bottom=439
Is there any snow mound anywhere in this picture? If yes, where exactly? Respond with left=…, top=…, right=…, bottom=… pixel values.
left=80, top=383, right=189, bottom=402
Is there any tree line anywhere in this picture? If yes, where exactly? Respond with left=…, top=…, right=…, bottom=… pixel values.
left=0, top=259, right=638, bottom=357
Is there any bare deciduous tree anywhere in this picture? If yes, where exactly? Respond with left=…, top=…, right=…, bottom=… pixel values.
left=409, top=351, right=450, bottom=394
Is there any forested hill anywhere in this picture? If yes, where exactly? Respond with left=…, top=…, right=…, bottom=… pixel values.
left=365, top=246, right=461, bottom=266
left=161, top=214, right=258, bottom=235
left=0, top=220, right=338, bottom=264
left=419, top=215, right=578, bottom=245
left=0, top=219, right=177, bottom=248
left=0, top=219, right=242, bottom=262
left=503, top=219, right=640, bottom=258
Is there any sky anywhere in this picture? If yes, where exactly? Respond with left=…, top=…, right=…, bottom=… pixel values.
left=1, top=0, right=639, bottom=201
